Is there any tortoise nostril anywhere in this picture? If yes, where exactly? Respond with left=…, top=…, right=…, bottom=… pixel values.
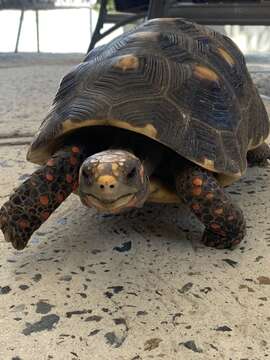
left=100, top=184, right=105, bottom=189
left=110, top=184, right=115, bottom=189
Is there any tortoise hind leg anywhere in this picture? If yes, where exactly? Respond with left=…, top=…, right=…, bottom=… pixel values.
left=174, top=164, right=246, bottom=249
left=0, top=145, right=87, bottom=250
left=247, top=142, right=270, bottom=167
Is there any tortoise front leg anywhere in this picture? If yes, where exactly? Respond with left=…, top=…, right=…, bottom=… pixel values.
left=174, top=165, right=246, bottom=249
left=0, top=145, right=87, bottom=250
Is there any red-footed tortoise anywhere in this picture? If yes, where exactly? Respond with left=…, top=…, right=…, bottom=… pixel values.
left=1, top=18, right=269, bottom=250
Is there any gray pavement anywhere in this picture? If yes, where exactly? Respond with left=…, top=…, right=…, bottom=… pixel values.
left=0, top=53, right=270, bottom=360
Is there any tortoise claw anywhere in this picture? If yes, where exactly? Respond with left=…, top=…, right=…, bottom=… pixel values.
left=202, top=228, right=245, bottom=249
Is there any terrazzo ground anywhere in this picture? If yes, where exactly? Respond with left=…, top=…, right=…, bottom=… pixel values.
left=0, top=53, right=270, bottom=360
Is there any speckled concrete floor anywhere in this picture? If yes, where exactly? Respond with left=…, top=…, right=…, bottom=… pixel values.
left=0, top=53, right=270, bottom=360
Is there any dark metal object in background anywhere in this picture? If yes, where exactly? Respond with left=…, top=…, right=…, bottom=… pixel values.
left=88, top=0, right=270, bottom=51
left=148, top=1, right=270, bottom=25
left=147, top=0, right=166, bottom=19
left=87, top=0, right=146, bottom=53
left=114, top=0, right=149, bottom=12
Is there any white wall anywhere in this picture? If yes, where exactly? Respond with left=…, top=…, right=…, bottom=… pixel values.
left=225, top=26, right=270, bottom=54
left=0, top=9, right=269, bottom=54
left=0, top=9, right=123, bottom=53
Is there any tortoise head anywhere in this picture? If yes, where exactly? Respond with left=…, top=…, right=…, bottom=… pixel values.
left=78, top=150, right=150, bottom=213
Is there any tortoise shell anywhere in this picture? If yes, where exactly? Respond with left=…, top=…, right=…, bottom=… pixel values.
left=27, top=18, right=269, bottom=185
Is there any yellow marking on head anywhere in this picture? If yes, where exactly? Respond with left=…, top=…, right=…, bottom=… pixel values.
left=97, top=163, right=106, bottom=172
left=114, top=55, right=139, bottom=71
left=112, top=163, right=120, bottom=176
left=194, top=65, right=219, bottom=82
left=218, top=48, right=235, bottom=66
left=97, top=175, right=117, bottom=186
left=112, top=163, right=119, bottom=170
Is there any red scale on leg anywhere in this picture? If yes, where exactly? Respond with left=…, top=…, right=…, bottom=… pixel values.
left=66, top=174, right=73, bottom=184
left=72, top=146, right=80, bottom=154
left=214, top=208, right=223, bottom=215
left=56, top=191, right=66, bottom=203
left=39, top=195, right=49, bottom=206
left=47, top=159, right=55, bottom=167
left=175, top=165, right=246, bottom=249
left=18, top=219, right=30, bottom=230
left=192, top=177, right=203, bottom=186
left=41, top=211, right=50, bottom=221
left=192, top=187, right=202, bottom=196
left=45, top=173, right=54, bottom=182
left=0, top=145, right=88, bottom=250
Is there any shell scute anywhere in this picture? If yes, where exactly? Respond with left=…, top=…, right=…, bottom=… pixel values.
left=28, top=18, right=269, bottom=183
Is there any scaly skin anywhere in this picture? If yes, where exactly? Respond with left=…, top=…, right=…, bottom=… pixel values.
left=247, top=142, right=270, bottom=167
left=175, top=165, right=246, bottom=249
left=0, top=145, right=87, bottom=250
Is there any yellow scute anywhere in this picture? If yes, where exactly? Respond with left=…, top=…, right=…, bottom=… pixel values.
left=218, top=48, right=235, bottom=66
left=203, top=158, right=215, bottom=171
left=194, top=65, right=219, bottom=82
left=113, top=55, right=139, bottom=71
left=62, top=118, right=158, bottom=139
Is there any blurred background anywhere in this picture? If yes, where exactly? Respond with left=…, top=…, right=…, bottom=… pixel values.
left=0, top=0, right=270, bottom=54
left=0, top=0, right=270, bottom=140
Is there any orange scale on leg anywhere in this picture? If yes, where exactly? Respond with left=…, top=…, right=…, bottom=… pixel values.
left=66, top=174, right=73, bottom=184
left=47, top=159, right=55, bottom=167
left=72, top=146, right=80, bottom=154
left=40, top=195, right=49, bottom=206
left=45, top=173, right=54, bottom=182
left=214, top=208, right=223, bottom=215
left=206, top=192, right=214, bottom=200
left=192, top=177, right=203, bottom=186
left=210, top=223, right=221, bottom=231
left=18, top=219, right=30, bottom=229
left=41, top=211, right=50, bottom=220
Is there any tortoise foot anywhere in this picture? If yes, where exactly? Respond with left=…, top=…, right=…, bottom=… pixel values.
left=247, top=143, right=270, bottom=167
left=175, top=164, right=246, bottom=250
left=202, top=228, right=245, bottom=249
left=0, top=145, right=87, bottom=250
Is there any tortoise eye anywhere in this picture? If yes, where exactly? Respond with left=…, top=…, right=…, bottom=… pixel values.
left=127, top=167, right=137, bottom=179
